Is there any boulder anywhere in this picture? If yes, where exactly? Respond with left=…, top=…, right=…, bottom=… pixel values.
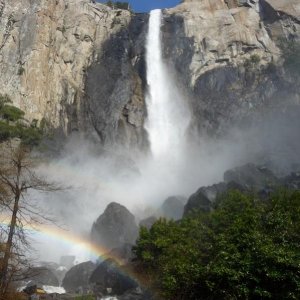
left=107, top=243, right=135, bottom=264
left=184, top=182, right=228, bottom=215
left=89, top=258, right=138, bottom=296
left=91, top=202, right=139, bottom=250
left=161, top=196, right=187, bottom=220
left=184, top=164, right=271, bottom=216
left=62, top=261, right=96, bottom=293
left=224, top=163, right=279, bottom=190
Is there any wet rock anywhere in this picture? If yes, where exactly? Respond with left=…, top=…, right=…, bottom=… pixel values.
left=62, top=261, right=96, bottom=293
left=224, top=163, right=279, bottom=190
left=184, top=182, right=228, bottom=215
left=183, top=164, right=274, bottom=216
left=161, top=195, right=187, bottom=220
left=91, top=202, right=139, bottom=250
left=108, top=243, right=135, bottom=264
left=89, top=258, right=138, bottom=296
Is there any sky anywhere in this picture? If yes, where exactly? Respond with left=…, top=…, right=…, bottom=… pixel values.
left=97, top=0, right=181, bottom=13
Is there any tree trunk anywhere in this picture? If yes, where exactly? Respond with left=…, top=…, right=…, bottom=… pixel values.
left=0, top=162, right=21, bottom=297
left=0, top=192, right=20, bottom=296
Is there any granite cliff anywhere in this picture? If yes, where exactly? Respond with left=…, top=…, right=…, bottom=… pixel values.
left=0, top=0, right=299, bottom=149
left=162, top=0, right=300, bottom=135
left=0, top=0, right=148, bottom=150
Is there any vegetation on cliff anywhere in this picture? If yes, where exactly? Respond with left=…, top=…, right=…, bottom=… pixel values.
left=0, top=94, right=45, bottom=146
left=105, top=1, right=131, bottom=10
left=134, top=190, right=300, bottom=299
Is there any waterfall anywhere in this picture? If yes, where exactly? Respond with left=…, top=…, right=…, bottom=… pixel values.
left=145, top=9, right=190, bottom=162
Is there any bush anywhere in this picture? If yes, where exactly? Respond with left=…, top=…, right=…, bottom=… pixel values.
left=106, top=0, right=130, bottom=10
left=0, top=94, right=12, bottom=110
left=134, top=190, right=300, bottom=299
left=1, top=105, right=25, bottom=122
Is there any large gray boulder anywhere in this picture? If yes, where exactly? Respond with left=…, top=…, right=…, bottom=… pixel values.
left=89, top=258, right=138, bottom=296
left=107, top=243, right=135, bottom=264
left=62, top=261, right=96, bottom=293
left=161, top=196, right=187, bottom=220
left=184, top=164, right=279, bottom=216
left=91, top=202, right=139, bottom=250
left=183, top=182, right=245, bottom=216
left=224, top=163, right=279, bottom=190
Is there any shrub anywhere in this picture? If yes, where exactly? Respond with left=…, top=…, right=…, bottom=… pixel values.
left=1, top=105, right=25, bottom=122
left=106, top=0, right=130, bottom=10
left=0, top=94, right=45, bottom=146
left=134, top=190, right=300, bottom=299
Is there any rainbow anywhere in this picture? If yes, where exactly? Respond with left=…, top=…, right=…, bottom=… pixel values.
left=0, top=219, right=140, bottom=281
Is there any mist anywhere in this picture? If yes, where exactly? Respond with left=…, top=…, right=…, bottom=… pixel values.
left=28, top=100, right=300, bottom=264
left=28, top=9, right=300, bottom=265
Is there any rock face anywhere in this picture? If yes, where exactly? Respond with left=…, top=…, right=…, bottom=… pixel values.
left=161, top=196, right=187, bottom=220
left=62, top=261, right=96, bottom=293
left=0, top=0, right=299, bottom=151
left=91, top=202, right=139, bottom=250
left=0, top=0, right=148, bottom=150
left=162, top=0, right=300, bottom=135
left=224, top=163, right=279, bottom=189
left=184, top=163, right=279, bottom=215
left=107, top=243, right=135, bottom=264
left=0, top=0, right=298, bottom=159
left=89, top=258, right=138, bottom=296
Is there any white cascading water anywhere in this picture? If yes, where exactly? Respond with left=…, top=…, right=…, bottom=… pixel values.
left=145, top=9, right=190, bottom=162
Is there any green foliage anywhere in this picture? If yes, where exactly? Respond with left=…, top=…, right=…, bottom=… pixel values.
left=134, top=190, right=300, bottom=299
left=0, top=94, right=12, bottom=109
left=105, top=0, right=130, bottom=10
left=0, top=94, right=45, bottom=146
left=281, top=40, right=300, bottom=76
left=0, top=121, right=43, bottom=146
left=0, top=94, right=24, bottom=122
left=1, top=105, right=25, bottom=122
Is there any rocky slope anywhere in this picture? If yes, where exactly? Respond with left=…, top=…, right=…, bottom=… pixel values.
left=0, top=0, right=299, bottom=150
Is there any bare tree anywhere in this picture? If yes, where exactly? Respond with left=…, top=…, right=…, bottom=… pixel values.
left=0, top=140, right=61, bottom=298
